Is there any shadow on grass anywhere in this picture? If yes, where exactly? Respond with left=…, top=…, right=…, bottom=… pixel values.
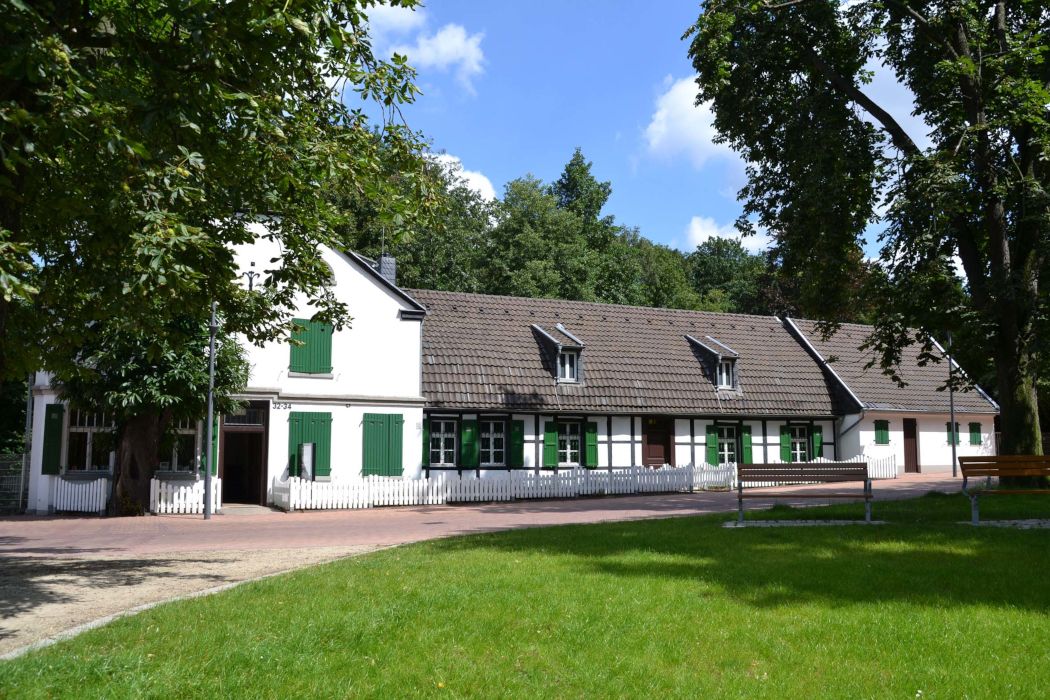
left=430, top=492, right=1050, bottom=613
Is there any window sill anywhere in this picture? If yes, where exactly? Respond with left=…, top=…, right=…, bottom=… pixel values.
left=288, top=371, right=334, bottom=379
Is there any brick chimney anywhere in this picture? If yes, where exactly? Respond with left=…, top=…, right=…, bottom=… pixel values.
left=377, top=253, right=397, bottom=286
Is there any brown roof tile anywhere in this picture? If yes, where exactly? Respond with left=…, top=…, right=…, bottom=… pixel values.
left=789, top=319, right=998, bottom=414
left=407, top=289, right=848, bottom=416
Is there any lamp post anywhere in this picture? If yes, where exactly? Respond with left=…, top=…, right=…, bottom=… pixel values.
left=242, top=261, right=259, bottom=291
left=947, top=331, right=958, bottom=478
left=204, top=301, right=217, bottom=519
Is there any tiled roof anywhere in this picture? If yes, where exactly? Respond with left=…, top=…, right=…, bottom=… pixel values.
left=788, top=319, right=998, bottom=414
left=406, top=289, right=849, bottom=416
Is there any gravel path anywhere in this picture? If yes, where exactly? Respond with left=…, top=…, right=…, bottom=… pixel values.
left=0, top=545, right=376, bottom=658
left=0, top=473, right=958, bottom=658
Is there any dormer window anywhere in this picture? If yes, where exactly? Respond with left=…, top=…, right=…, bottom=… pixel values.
left=558, top=350, right=579, bottom=383
left=717, top=358, right=736, bottom=389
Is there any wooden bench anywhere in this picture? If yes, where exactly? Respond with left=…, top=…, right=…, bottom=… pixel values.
left=736, top=463, right=872, bottom=523
left=959, top=455, right=1050, bottom=524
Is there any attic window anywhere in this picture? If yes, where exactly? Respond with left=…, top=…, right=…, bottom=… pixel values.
left=558, top=350, right=579, bottom=383
left=717, top=358, right=736, bottom=389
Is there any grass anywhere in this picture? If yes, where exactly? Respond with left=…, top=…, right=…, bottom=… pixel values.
left=3, top=493, right=1050, bottom=699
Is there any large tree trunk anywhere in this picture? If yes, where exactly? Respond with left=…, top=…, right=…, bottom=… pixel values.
left=994, top=299, right=1042, bottom=456
left=110, top=411, right=169, bottom=515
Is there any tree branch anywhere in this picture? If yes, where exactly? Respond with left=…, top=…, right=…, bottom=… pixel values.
left=806, top=50, right=921, bottom=156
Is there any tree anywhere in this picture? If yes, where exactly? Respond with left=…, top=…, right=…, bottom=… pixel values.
left=52, top=308, right=249, bottom=514
left=1, top=0, right=436, bottom=509
left=688, top=1, right=1049, bottom=453
left=0, top=378, right=27, bottom=455
left=549, top=148, right=616, bottom=251
left=688, top=238, right=766, bottom=314
left=635, top=241, right=702, bottom=311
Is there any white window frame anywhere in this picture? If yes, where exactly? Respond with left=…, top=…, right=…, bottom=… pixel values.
left=480, top=419, right=506, bottom=467
left=717, top=358, right=736, bottom=388
left=65, top=409, right=116, bottom=471
left=430, top=419, right=458, bottom=467
left=165, top=418, right=200, bottom=472
left=717, top=425, right=737, bottom=465
left=557, top=422, right=582, bottom=466
left=557, top=350, right=579, bottom=383
left=790, top=425, right=810, bottom=463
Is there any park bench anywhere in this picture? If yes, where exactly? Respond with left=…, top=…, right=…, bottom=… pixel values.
left=959, top=455, right=1050, bottom=524
left=736, top=462, right=872, bottom=524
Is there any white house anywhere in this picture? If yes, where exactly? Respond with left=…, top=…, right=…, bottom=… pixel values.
left=23, top=246, right=998, bottom=513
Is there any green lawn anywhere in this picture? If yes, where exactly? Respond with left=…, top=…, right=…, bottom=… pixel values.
left=4, top=493, right=1050, bottom=699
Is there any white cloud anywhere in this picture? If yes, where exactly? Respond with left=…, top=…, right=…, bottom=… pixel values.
left=392, top=24, right=485, bottom=93
left=431, top=153, right=496, bottom=201
left=365, top=4, right=427, bottom=44
left=645, top=77, right=739, bottom=169
left=685, top=216, right=772, bottom=254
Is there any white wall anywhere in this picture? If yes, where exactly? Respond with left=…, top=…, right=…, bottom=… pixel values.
left=837, top=411, right=996, bottom=473
left=233, top=231, right=423, bottom=400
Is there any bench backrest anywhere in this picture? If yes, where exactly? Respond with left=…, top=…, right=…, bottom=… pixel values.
left=959, top=455, right=1050, bottom=478
left=737, top=462, right=869, bottom=485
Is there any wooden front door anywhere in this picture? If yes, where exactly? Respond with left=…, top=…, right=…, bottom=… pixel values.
left=643, top=417, right=674, bottom=468
left=903, top=418, right=919, bottom=473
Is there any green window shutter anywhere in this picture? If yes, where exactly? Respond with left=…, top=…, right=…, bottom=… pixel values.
left=741, top=424, right=753, bottom=464
left=811, top=424, right=823, bottom=460
left=874, top=420, right=889, bottom=445
left=705, top=424, right=718, bottom=465
left=509, top=420, right=525, bottom=468
left=460, top=419, right=478, bottom=468
left=289, top=318, right=333, bottom=374
left=780, top=425, right=792, bottom=463
left=542, top=422, right=558, bottom=468
left=363, top=413, right=398, bottom=477
left=389, top=414, right=404, bottom=476
left=288, top=412, right=303, bottom=477
left=946, top=421, right=961, bottom=445
left=422, top=417, right=430, bottom=468
left=969, top=422, right=982, bottom=446
left=41, top=404, right=65, bottom=475
left=584, top=422, right=598, bottom=468
left=314, top=413, right=332, bottom=477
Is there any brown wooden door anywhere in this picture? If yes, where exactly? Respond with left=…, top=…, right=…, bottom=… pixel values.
left=643, top=417, right=674, bottom=467
left=903, top=418, right=919, bottom=473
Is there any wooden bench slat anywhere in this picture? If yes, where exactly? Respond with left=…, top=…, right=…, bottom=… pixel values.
left=958, top=455, right=1050, bottom=524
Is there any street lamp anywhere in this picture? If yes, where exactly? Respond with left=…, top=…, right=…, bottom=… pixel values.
left=242, top=261, right=259, bottom=291
left=947, top=331, right=958, bottom=478
left=204, top=301, right=217, bottom=519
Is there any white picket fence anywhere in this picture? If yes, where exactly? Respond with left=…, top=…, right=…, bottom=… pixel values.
left=52, top=477, right=110, bottom=514
left=149, top=477, right=223, bottom=514
left=274, top=464, right=735, bottom=511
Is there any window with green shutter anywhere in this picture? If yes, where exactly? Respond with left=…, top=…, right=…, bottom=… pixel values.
left=946, top=421, right=960, bottom=445
left=874, top=420, right=890, bottom=445
left=289, top=318, right=333, bottom=374
left=288, top=411, right=332, bottom=478
left=362, top=413, right=404, bottom=476
left=969, top=422, right=982, bottom=446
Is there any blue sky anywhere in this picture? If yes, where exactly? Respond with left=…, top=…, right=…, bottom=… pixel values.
left=363, top=1, right=926, bottom=256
